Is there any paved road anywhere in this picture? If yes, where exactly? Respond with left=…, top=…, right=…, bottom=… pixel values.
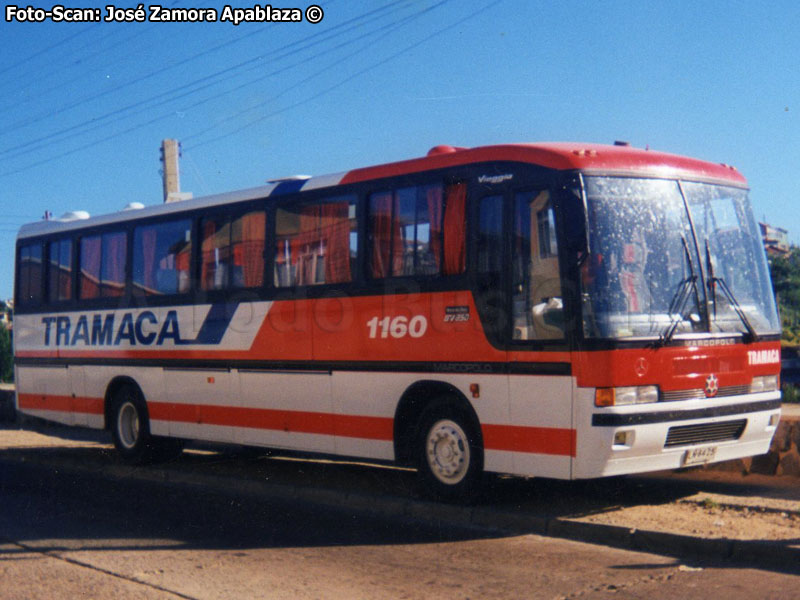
left=1, top=429, right=799, bottom=598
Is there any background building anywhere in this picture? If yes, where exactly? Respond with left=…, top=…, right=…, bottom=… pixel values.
left=760, top=222, right=791, bottom=256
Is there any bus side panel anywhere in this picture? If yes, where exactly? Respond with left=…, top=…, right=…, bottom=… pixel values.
left=235, top=370, right=334, bottom=453
left=68, top=366, right=90, bottom=427
left=16, top=364, right=74, bottom=426
left=331, top=371, right=513, bottom=472
left=330, top=371, right=400, bottom=461
left=311, top=292, right=508, bottom=364
left=504, top=373, right=574, bottom=479
left=161, top=368, right=237, bottom=444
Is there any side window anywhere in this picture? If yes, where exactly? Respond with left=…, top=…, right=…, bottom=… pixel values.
left=274, top=196, right=357, bottom=287
left=17, top=243, right=43, bottom=305
left=80, top=232, right=127, bottom=299
left=370, top=185, right=438, bottom=278
left=48, top=239, right=72, bottom=303
left=537, top=204, right=558, bottom=258
left=368, top=183, right=466, bottom=279
left=232, top=211, right=266, bottom=288
left=477, top=195, right=504, bottom=274
left=201, top=210, right=266, bottom=291
left=200, top=215, right=229, bottom=291
left=511, top=190, right=564, bottom=341
left=133, top=219, right=192, bottom=296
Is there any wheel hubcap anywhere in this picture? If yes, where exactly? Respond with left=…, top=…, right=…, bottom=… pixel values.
left=117, top=401, right=140, bottom=450
left=426, top=419, right=470, bottom=485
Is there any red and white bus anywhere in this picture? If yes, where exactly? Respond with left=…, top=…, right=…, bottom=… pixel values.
left=14, top=142, right=782, bottom=500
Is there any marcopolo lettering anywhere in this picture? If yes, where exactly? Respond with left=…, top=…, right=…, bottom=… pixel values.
left=41, top=310, right=188, bottom=347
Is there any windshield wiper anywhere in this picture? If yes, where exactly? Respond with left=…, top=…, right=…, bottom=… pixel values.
left=658, top=237, right=699, bottom=346
left=705, top=240, right=759, bottom=343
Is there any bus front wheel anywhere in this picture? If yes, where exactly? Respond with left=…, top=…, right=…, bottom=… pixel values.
left=415, top=402, right=483, bottom=503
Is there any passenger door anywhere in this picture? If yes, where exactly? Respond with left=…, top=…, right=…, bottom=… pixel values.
left=507, top=188, right=573, bottom=479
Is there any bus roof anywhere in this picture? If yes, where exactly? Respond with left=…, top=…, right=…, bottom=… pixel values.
left=17, top=142, right=747, bottom=240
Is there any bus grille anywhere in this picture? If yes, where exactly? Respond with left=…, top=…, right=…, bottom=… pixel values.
left=661, top=385, right=750, bottom=402
left=664, top=419, right=747, bottom=448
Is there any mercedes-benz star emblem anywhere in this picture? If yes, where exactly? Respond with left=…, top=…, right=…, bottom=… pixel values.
left=634, top=357, right=649, bottom=377
left=704, top=373, right=719, bottom=398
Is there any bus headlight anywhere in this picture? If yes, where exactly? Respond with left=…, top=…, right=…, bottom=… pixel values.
left=750, top=375, right=778, bottom=393
left=595, top=385, right=659, bottom=407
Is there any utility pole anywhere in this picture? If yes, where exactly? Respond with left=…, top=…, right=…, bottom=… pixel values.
left=160, top=139, right=192, bottom=203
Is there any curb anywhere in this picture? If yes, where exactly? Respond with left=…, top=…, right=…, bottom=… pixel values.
left=2, top=448, right=798, bottom=575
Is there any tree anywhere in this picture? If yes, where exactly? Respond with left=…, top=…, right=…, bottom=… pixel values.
left=768, top=248, right=800, bottom=346
left=0, top=325, right=12, bottom=382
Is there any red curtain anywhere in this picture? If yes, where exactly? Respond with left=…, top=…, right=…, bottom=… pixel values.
left=294, top=205, right=321, bottom=285
left=140, top=228, right=157, bottom=292
left=239, top=211, right=265, bottom=287
left=60, top=242, right=72, bottom=300
left=426, top=186, right=443, bottom=271
left=321, top=202, right=351, bottom=284
left=176, top=239, right=192, bottom=293
left=200, top=219, right=218, bottom=290
left=370, top=193, right=393, bottom=278
left=275, top=203, right=352, bottom=286
left=369, top=192, right=404, bottom=278
left=49, top=242, right=71, bottom=301
left=443, top=183, right=466, bottom=275
left=103, top=232, right=126, bottom=297
left=80, top=236, right=101, bottom=299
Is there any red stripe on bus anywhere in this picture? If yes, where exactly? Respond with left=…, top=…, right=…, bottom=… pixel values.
left=482, top=423, right=577, bottom=457
left=148, top=402, right=395, bottom=441
left=16, top=393, right=576, bottom=456
left=17, top=393, right=104, bottom=415
left=149, top=401, right=575, bottom=455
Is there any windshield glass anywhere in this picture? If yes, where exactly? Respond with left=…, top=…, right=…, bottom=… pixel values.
left=683, top=182, right=780, bottom=334
left=581, top=176, right=780, bottom=340
left=582, top=177, right=701, bottom=339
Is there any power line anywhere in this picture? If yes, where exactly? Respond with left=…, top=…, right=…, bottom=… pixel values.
left=0, top=23, right=98, bottom=79
left=0, top=0, right=405, bottom=157
left=187, top=0, right=499, bottom=151
left=0, top=1, right=501, bottom=177
left=183, top=2, right=448, bottom=146
left=0, top=0, right=189, bottom=110
left=0, top=1, right=428, bottom=176
left=0, top=0, right=412, bottom=163
left=0, top=0, right=339, bottom=137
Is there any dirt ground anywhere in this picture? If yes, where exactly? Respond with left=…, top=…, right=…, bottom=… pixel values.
left=2, top=417, right=799, bottom=545
left=571, top=473, right=800, bottom=542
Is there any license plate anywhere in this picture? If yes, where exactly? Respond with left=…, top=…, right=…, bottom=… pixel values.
left=683, top=446, right=717, bottom=466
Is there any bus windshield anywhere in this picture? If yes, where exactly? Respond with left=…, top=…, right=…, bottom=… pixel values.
left=683, top=181, right=780, bottom=336
left=581, top=176, right=779, bottom=340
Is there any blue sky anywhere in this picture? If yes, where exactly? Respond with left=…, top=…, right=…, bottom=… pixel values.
left=1, top=0, right=798, bottom=301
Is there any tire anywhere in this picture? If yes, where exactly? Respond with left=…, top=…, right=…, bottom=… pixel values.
left=110, top=384, right=182, bottom=464
left=415, top=401, right=484, bottom=503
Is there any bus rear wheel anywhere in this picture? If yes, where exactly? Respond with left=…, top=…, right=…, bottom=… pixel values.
left=415, top=402, right=483, bottom=503
left=110, top=384, right=182, bottom=464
